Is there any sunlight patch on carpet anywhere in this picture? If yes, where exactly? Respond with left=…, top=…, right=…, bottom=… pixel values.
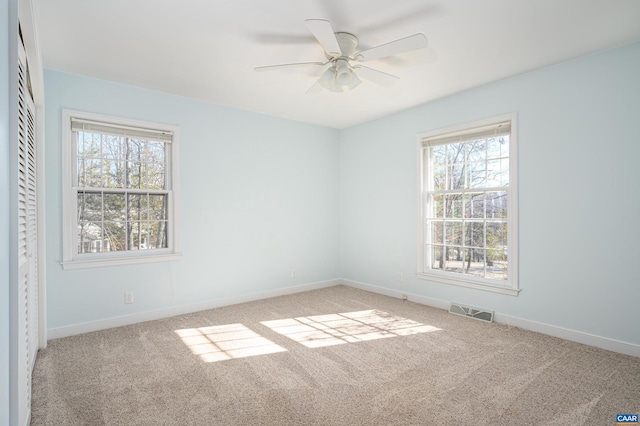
left=175, top=323, right=287, bottom=362
left=261, top=309, right=441, bottom=348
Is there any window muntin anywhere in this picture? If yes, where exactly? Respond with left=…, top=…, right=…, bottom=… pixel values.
left=62, top=111, right=180, bottom=268
left=418, top=116, right=518, bottom=295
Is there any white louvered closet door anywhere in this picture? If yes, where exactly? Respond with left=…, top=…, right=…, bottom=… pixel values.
left=17, top=35, right=38, bottom=426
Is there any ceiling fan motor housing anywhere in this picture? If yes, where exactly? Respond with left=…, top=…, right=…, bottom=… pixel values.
left=332, top=32, right=359, bottom=59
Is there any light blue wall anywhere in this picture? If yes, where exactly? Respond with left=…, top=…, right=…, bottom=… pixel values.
left=44, top=70, right=340, bottom=329
left=1, top=0, right=13, bottom=422
left=44, top=42, right=640, bottom=347
left=340, top=42, right=640, bottom=345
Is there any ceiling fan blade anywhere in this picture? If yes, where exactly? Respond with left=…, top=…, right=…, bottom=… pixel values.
left=355, top=66, right=399, bottom=87
left=305, top=19, right=342, bottom=57
left=255, top=61, right=326, bottom=71
left=356, top=33, right=428, bottom=61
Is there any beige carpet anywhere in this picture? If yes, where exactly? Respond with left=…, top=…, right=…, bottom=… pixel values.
left=31, top=285, right=639, bottom=425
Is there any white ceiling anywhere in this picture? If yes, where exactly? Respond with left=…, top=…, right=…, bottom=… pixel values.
left=33, top=0, right=640, bottom=129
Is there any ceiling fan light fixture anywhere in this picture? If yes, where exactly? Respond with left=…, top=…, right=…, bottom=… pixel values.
left=316, top=59, right=359, bottom=92
left=338, top=68, right=360, bottom=91
left=347, top=71, right=361, bottom=90
left=335, top=59, right=352, bottom=85
left=319, top=66, right=343, bottom=92
left=319, top=66, right=337, bottom=90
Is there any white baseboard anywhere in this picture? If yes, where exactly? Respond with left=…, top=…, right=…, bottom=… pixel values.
left=47, top=279, right=340, bottom=340
left=340, top=278, right=640, bottom=358
left=492, top=313, right=640, bottom=357
left=341, top=278, right=451, bottom=310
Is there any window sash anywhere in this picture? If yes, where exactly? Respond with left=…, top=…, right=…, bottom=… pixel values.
left=72, top=128, right=170, bottom=191
left=76, top=189, right=169, bottom=254
left=423, top=192, right=509, bottom=281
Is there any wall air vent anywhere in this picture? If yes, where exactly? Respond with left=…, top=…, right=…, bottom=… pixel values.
left=449, top=303, right=494, bottom=323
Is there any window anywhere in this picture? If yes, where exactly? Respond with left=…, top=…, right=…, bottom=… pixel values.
left=417, top=114, right=518, bottom=295
left=62, top=110, right=180, bottom=269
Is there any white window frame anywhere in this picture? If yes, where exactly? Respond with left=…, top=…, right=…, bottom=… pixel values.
left=416, top=113, right=519, bottom=296
left=61, top=110, right=181, bottom=269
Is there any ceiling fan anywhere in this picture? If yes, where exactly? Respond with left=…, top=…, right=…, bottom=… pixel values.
left=255, top=19, right=428, bottom=93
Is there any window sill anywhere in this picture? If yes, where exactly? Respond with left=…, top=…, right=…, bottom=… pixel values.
left=61, top=253, right=182, bottom=270
left=416, top=272, right=520, bottom=296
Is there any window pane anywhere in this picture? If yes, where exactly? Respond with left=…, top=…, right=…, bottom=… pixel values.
left=78, top=158, right=101, bottom=187
left=79, top=132, right=100, bottom=157
left=103, top=193, right=126, bottom=222
left=486, top=160, right=500, bottom=187
left=102, top=160, right=123, bottom=188
left=466, top=140, right=486, bottom=162
left=146, top=163, right=165, bottom=190
left=447, top=164, right=464, bottom=190
left=78, top=192, right=102, bottom=221
left=430, top=220, right=444, bottom=245
left=444, top=247, right=463, bottom=273
left=129, top=221, right=149, bottom=250
left=149, top=194, right=167, bottom=220
left=128, top=194, right=148, bottom=222
left=104, top=221, right=126, bottom=251
left=499, top=158, right=509, bottom=187
left=128, top=139, right=144, bottom=161
left=487, top=159, right=509, bottom=187
left=430, top=194, right=444, bottom=218
left=445, top=221, right=462, bottom=246
left=467, top=161, right=486, bottom=188
left=447, top=143, right=463, bottom=164
left=139, top=163, right=151, bottom=189
left=102, top=135, right=125, bottom=159
left=429, top=245, right=444, bottom=270
left=487, top=136, right=509, bottom=159
left=486, top=191, right=507, bottom=219
left=433, top=166, right=446, bottom=191
left=431, top=145, right=446, bottom=166
left=464, top=248, right=485, bottom=277
left=149, top=221, right=168, bottom=249
left=445, top=194, right=463, bottom=218
left=128, top=161, right=143, bottom=189
left=147, top=141, right=165, bottom=163
left=464, top=221, right=484, bottom=248
left=486, top=222, right=507, bottom=250
left=464, top=193, right=485, bottom=219
left=487, top=249, right=507, bottom=280
left=77, top=222, right=102, bottom=253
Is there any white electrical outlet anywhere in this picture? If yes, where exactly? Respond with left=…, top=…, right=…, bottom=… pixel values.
left=291, top=269, right=297, bottom=279
left=397, top=272, right=403, bottom=283
left=124, top=292, right=134, bottom=304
